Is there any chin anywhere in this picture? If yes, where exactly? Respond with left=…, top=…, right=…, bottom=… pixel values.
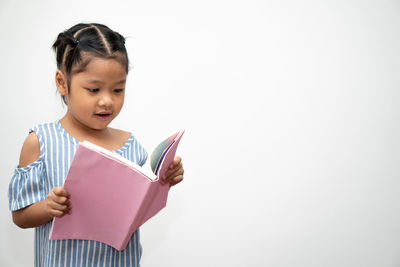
left=86, top=121, right=112, bottom=131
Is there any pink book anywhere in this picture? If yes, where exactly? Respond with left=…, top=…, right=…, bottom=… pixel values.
left=49, top=130, right=185, bottom=251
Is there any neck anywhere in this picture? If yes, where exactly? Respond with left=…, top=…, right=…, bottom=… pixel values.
left=59, top=114, right=111, bottom=142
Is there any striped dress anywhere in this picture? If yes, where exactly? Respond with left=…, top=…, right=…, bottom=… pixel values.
left=8, top=121, right=148, bottom=267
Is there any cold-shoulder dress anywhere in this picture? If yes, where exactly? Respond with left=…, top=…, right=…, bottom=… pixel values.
left=8, top=121, right=148, bottom=267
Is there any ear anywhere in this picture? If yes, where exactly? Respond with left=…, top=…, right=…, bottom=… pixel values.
left=55, top=70, right=68, bottom=96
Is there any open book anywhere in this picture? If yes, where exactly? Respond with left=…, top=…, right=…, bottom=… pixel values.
left=49, top=130, right=185, bottom=251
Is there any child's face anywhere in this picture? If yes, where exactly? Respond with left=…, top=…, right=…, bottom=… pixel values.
left=62, top=57, right=127, bottom=131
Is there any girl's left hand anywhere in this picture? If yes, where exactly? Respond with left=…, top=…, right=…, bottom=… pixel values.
left=161, top=156, right=184, bottom=186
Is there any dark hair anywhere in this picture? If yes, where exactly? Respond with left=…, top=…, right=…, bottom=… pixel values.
left=52, top=23, right=129, bottom=104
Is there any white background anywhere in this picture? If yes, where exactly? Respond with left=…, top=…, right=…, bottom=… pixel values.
left=1, top=0, right=399, bottom=266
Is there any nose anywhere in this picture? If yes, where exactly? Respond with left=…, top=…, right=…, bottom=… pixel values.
left=98, top=93, right=113, bottom=108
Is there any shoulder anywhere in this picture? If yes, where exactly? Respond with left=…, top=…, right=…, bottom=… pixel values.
left=108, top=127, right=132, bottom=149
left=19, top=132, right=41, bottom=168
left=109, top=128, right=148, bottom=164
left=111, top=128, right=131, bottom=140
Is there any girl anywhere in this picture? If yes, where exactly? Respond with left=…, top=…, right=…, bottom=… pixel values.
left=8, top=23, right=184, bottom=267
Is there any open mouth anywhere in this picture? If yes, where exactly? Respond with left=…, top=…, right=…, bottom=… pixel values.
left=95, top=113, right=112, bottom=120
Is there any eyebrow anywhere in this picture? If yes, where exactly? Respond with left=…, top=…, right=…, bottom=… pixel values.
left=86, top=79, right=126, bottom=84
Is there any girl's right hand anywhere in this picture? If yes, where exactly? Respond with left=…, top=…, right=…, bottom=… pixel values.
left=45, top=187, right=72, bottom=218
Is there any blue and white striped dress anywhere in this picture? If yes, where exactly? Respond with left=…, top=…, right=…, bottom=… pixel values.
left=8, top=121, right=148, bottom=267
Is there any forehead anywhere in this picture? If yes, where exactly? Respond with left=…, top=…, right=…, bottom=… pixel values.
left=71, top=55, right=127, bottom=83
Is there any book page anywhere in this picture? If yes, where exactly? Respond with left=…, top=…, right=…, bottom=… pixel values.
left=149, top=131, right=180, bottom=173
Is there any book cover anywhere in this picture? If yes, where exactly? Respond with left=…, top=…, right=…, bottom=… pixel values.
left=49, top=130, right=184, bottom=251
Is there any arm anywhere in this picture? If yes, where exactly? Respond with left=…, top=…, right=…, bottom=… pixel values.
left=11, top=133, right=71, bottom=228
left=12, top=187, right=71, bottom=228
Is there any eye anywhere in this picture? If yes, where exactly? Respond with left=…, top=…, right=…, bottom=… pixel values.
left=87, top=88, right=99, bottom=93
left=114, top=88, right=124, bottom=93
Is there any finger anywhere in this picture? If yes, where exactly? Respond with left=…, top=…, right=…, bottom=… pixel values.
left=161, top=166, right=180, bottom=185
left=53, top=187, right=70, bottom=198
left=62, top=202, right=73, bottom=215
left=165, top=165, right=184, bottom=180
left=161, top=172, right=180, bottom=185
left=169, top=175, right=183, bottom=186
left=168, top=156, right=182, bottom=170
left=162, top=168, right=184, bottom=185
left=57, top=208, right=71, bottom=217
left=173, top=156, right=182, bottom=166
left=48, top=201, right=70, bottom=212
left=49, top=209, right=64, bottom=217
left=163, top=162, right=183, bottom=180
left=50, top=191, right=70, bottom=205
left=63, top=204, right=72, bottom=215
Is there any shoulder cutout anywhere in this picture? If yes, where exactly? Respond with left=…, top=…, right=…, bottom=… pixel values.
left=19, top=132, right=41, bottom=168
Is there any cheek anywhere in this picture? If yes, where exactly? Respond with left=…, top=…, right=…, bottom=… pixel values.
left=116, top=95, right=125, bottom=109
left=69, top=96, right=94, bottom=114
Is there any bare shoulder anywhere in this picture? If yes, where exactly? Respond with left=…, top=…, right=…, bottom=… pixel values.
left=19, top=132, right=40, bottom=168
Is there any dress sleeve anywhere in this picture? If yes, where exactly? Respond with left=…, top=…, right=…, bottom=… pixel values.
left=8, top=152, right=46, bottom=211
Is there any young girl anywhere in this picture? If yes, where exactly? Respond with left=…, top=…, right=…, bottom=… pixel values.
left=8, top=23, right=184, bottom=267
